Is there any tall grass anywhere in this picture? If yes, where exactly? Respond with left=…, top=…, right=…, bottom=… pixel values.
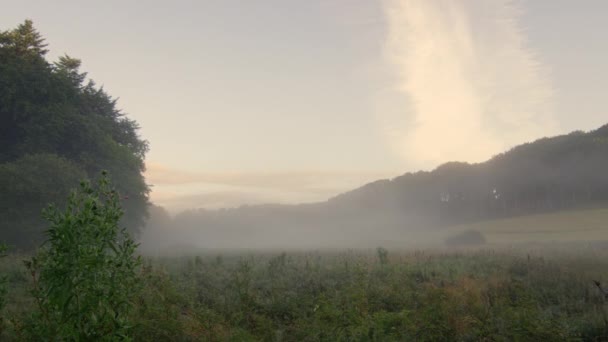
left=2, top=246, right=608, bottom=340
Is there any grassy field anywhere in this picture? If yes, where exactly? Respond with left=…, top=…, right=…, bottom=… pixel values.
left=3, top=208, right=608, bottom=340
left=96, top=247, right=608, bottom=340
left=442, top=207, right=608, bottom=245
left=3, top=245, right=608, bottom=340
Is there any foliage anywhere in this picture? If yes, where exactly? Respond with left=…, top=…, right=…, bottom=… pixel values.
left=376, top=246, right=389, bottom=265
left=1, top=246, right=608, bottom=340
left=121, top=248, right=608, bottom=341
left=23, top=172, right=141, bottom=341
left=130, top=263, right=204, bottom=341
left=445, top=230, right=486, bottom=246
left=0, top=20, right=149, bottom=249
left=0, top=154, right=86, bottom=249
left=0, top=243, right=8, bottom=333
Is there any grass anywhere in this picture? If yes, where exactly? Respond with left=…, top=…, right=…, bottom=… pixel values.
left=3, top=207, right=608, bottom=340
left=4, top=245, right=608, bottom=340
left=139, top=247, right=608, bottom=340
left=443, top=207, right=608, bottom=245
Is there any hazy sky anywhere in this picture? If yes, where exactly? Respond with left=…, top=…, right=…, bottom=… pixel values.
left=3, top=0, right=608, bottom=212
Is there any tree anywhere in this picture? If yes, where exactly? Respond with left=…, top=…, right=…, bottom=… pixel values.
left=0, top=154, right=86, bottom=249
left=0, top=20, right=149, bottom=248
left=0, top=19, right=48, bottom=57
left=54, top=54, right=87, bottom=88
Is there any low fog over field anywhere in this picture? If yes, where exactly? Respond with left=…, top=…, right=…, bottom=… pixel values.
left=133, top=0, right=608, bottom=254
left=139, top=125, right=608, bottom=252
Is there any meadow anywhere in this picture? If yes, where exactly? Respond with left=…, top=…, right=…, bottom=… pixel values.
left=2, top=244, right=608, bottom=341
left=446, top=206, right=608, bottom=245
left=3, top=203, right=608, bottom=341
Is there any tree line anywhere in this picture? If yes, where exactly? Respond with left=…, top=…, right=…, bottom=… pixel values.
left=336, top=125, right=608, bottom=226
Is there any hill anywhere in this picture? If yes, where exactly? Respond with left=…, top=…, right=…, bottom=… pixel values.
left=143, top=124, right=608, bottom=251
left=333, top=124, right=608, bottom=224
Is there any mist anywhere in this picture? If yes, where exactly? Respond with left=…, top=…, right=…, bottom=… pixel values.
left=137, top=0, right=586, bottom=256
left=139, top=124, right=608, bottom=255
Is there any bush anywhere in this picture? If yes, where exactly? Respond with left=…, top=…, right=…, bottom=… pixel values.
left=0, top=244, right=7, bottom=333
left=445, top=230, right=486, bottom=246
left=376, top=247, right=389, bottom=265
left=24, top=172, right=141, bottom=340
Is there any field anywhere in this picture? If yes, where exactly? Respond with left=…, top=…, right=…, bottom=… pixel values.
left=442, top=207, right=608, bottom=246
left=165, top=248, right=608, bottom=340
left=2, top=247, right=608, bottom=340
left=2, top=208, right=608, bottom=340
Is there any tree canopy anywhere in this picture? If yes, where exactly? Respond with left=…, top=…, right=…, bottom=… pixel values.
left=0, top=20, right=149, bottom=249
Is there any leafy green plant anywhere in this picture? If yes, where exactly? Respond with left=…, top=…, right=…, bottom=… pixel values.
left=0, top=243, right=8, bottom=333
left=24, top=171, right=141, bottom=341
left=376, top=246, right=389, bottom=265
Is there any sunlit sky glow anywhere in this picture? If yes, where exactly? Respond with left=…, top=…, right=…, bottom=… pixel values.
left=3, top=0, right=608, bottom=212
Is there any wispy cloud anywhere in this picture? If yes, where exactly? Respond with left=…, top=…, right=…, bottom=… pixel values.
left=150, top=190, right=281, bottom=212
left=146, top=162, right=393, bottom=212
left=381, top=0, right=557, bottom=169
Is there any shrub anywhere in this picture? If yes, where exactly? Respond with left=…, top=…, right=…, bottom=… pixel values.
left=376, top=247, right=389, bottom=265
left=24, top=172, right=141, bottom=340
left=445, top=230, right=486, bottom=247
left=0, top=243, right=7, bottom=332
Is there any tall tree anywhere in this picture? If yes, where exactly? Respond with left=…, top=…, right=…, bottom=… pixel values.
left=0, top=20, right=149, bottom=249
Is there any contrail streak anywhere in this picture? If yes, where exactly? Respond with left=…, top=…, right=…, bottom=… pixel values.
left=382, top=0, right=557, bottom=169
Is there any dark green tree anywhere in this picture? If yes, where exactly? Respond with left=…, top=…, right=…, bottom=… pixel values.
left=0, top=20, right=149, bottom=249
left=0, top=154, right=86, bottom=248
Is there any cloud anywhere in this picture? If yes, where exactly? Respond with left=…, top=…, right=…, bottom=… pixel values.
left=150, top=190, right=278, bottom=212
left=145, top=162, right=393, bottom=212
left=381, top=0, right=557, bottom=169
left=146, top=162, right=389, bottom=190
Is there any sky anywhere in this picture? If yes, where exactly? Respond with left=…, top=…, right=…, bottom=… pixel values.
left=2, top=0, right=608, bottom=213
